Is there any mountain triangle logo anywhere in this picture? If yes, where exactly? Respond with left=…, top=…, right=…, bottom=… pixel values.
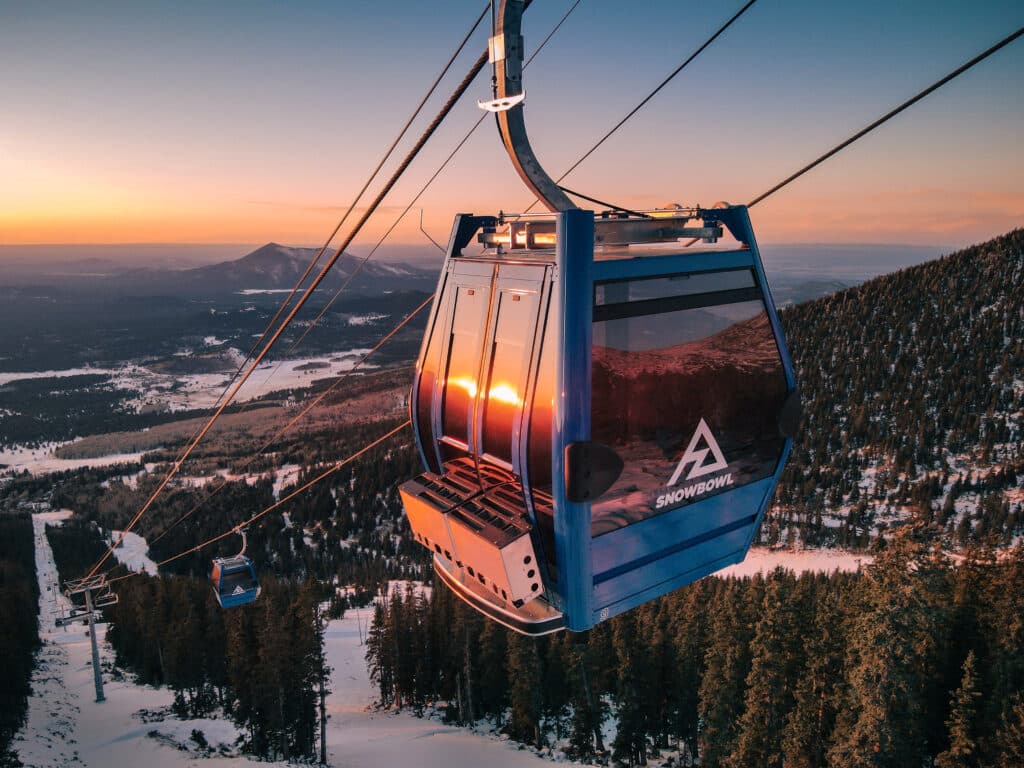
left=667, top=418, right=728, bottom=486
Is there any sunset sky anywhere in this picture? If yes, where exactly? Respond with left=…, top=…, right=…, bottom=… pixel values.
left=2, top=0, right=1021, bottom=252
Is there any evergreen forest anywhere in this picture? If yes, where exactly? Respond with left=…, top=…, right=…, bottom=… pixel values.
left=368, top=534, right=1024, bottom=767
left=769, top=229, right=1023, bottom=547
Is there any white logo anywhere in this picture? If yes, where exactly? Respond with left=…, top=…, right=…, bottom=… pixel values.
left=667, top=418, right=728, bottom=486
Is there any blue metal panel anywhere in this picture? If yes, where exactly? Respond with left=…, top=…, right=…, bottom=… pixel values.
left=552, top=209, right=594, bottom=631
left=216, top=587, right=259, bottom=609
left=591, top=478, right=777, bottom=577
left=592, top=249, right=754, bottom=282
left=594, top=547, right=748, bottom=625
left=582, top=208, right=798, bottom=630
left=591, top=487, right=775, bottom=617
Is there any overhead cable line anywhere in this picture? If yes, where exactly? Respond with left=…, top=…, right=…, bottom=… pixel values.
left=81, top=6, right=507, bottom=580
left=675, top=24, right=1024, bottom=251
left=743, top=25, right=1024, bottom=208
left=146, top=294, right=434, bottom=548
left=217, top=3, right=487, bottom=405
left=169, top=6, right=488, bottom=452
left=523, top=0, right=759, bottom=213
left=287, top=0, right=582, bottom=353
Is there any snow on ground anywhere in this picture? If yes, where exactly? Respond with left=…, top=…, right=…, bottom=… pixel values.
left=347, top=312, right=389, bottom=326
left=1, top=351, right=377, bottom=424
left=719, top=546, right=872, bottom=578
left=0, top=367, right=120, bottom=386
left=110, top=530, right=159, bottom=576
left=272, top=464, right=302, bottom=500
left=113, top=352, right=377, bottom=414
left=0, top=446, right=150, bottom=477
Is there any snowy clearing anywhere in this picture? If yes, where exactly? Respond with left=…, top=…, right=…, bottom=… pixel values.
left=0, top=445, right=150, bottom=477
left=719, top=546, right=872, bottom=578
left=110, top=530, right=159, bottom=576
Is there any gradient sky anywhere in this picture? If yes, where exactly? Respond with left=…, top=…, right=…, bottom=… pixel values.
left=2, top=0, right=1022, bottom=251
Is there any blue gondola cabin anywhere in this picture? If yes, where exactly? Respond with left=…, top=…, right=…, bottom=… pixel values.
left=399, top=205, right=799, bottom=635
left=211, top=555, right=260, bottom=609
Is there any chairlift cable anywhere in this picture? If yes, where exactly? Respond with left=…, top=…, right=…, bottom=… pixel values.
left=187, top=2, right=489, bottom=422
left=523, top=0, right=760, bottom=214
left=108, top=420, right=412, bottom=580
left=284, top=0, right=583, bottom=355
left=153, top=8, right=487, bottom=477
left=744, top=25, right=1024, bottom=209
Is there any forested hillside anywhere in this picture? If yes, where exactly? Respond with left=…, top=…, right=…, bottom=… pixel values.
left=769, top=229, right=1024, bottom=547
left=369, top=535, right=1024, bottom=767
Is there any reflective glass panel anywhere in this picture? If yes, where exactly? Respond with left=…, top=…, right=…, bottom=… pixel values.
left=441, top=286, right=487, bottom=445
left=591, top=274, right=788, bottom=536
left=482, top=290, right=537, bottom=464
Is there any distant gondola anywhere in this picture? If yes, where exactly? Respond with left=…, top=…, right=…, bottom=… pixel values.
left=211, top=530, right=260, bottom=608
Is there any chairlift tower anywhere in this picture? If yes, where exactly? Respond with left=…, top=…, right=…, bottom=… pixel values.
left=62, top=574, right=116, bottom=702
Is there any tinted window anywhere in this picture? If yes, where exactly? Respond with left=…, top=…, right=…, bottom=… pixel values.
left=220, top=568, right=256, bottom=594
left=591, top=272, right=788, bottom=537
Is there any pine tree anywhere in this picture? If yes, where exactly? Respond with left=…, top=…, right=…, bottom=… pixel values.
left=827, top=535, right=949, bottom=768
left=566, top=633, right=606, bottom=761
left=780, top=578, right=847, bottom=768
left=476, top=619, right=509, bottom=727
left=935, top=651, right=980, bottom=768
left=698, top=581, right=754, bottom=767
left=666, top=582, right=709, bottom=762
left=365, top=601, right=394, bottom=706
left=611, top=611, right=652, bottom=766
left=506, top=634, right=544, bottom=747
left=727, top=569, right=801, bottom=768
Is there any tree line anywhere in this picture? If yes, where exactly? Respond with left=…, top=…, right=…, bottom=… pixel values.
left=0, top=514, right=39, bottom=767
left=367, top=533, right=1024, bottom=767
